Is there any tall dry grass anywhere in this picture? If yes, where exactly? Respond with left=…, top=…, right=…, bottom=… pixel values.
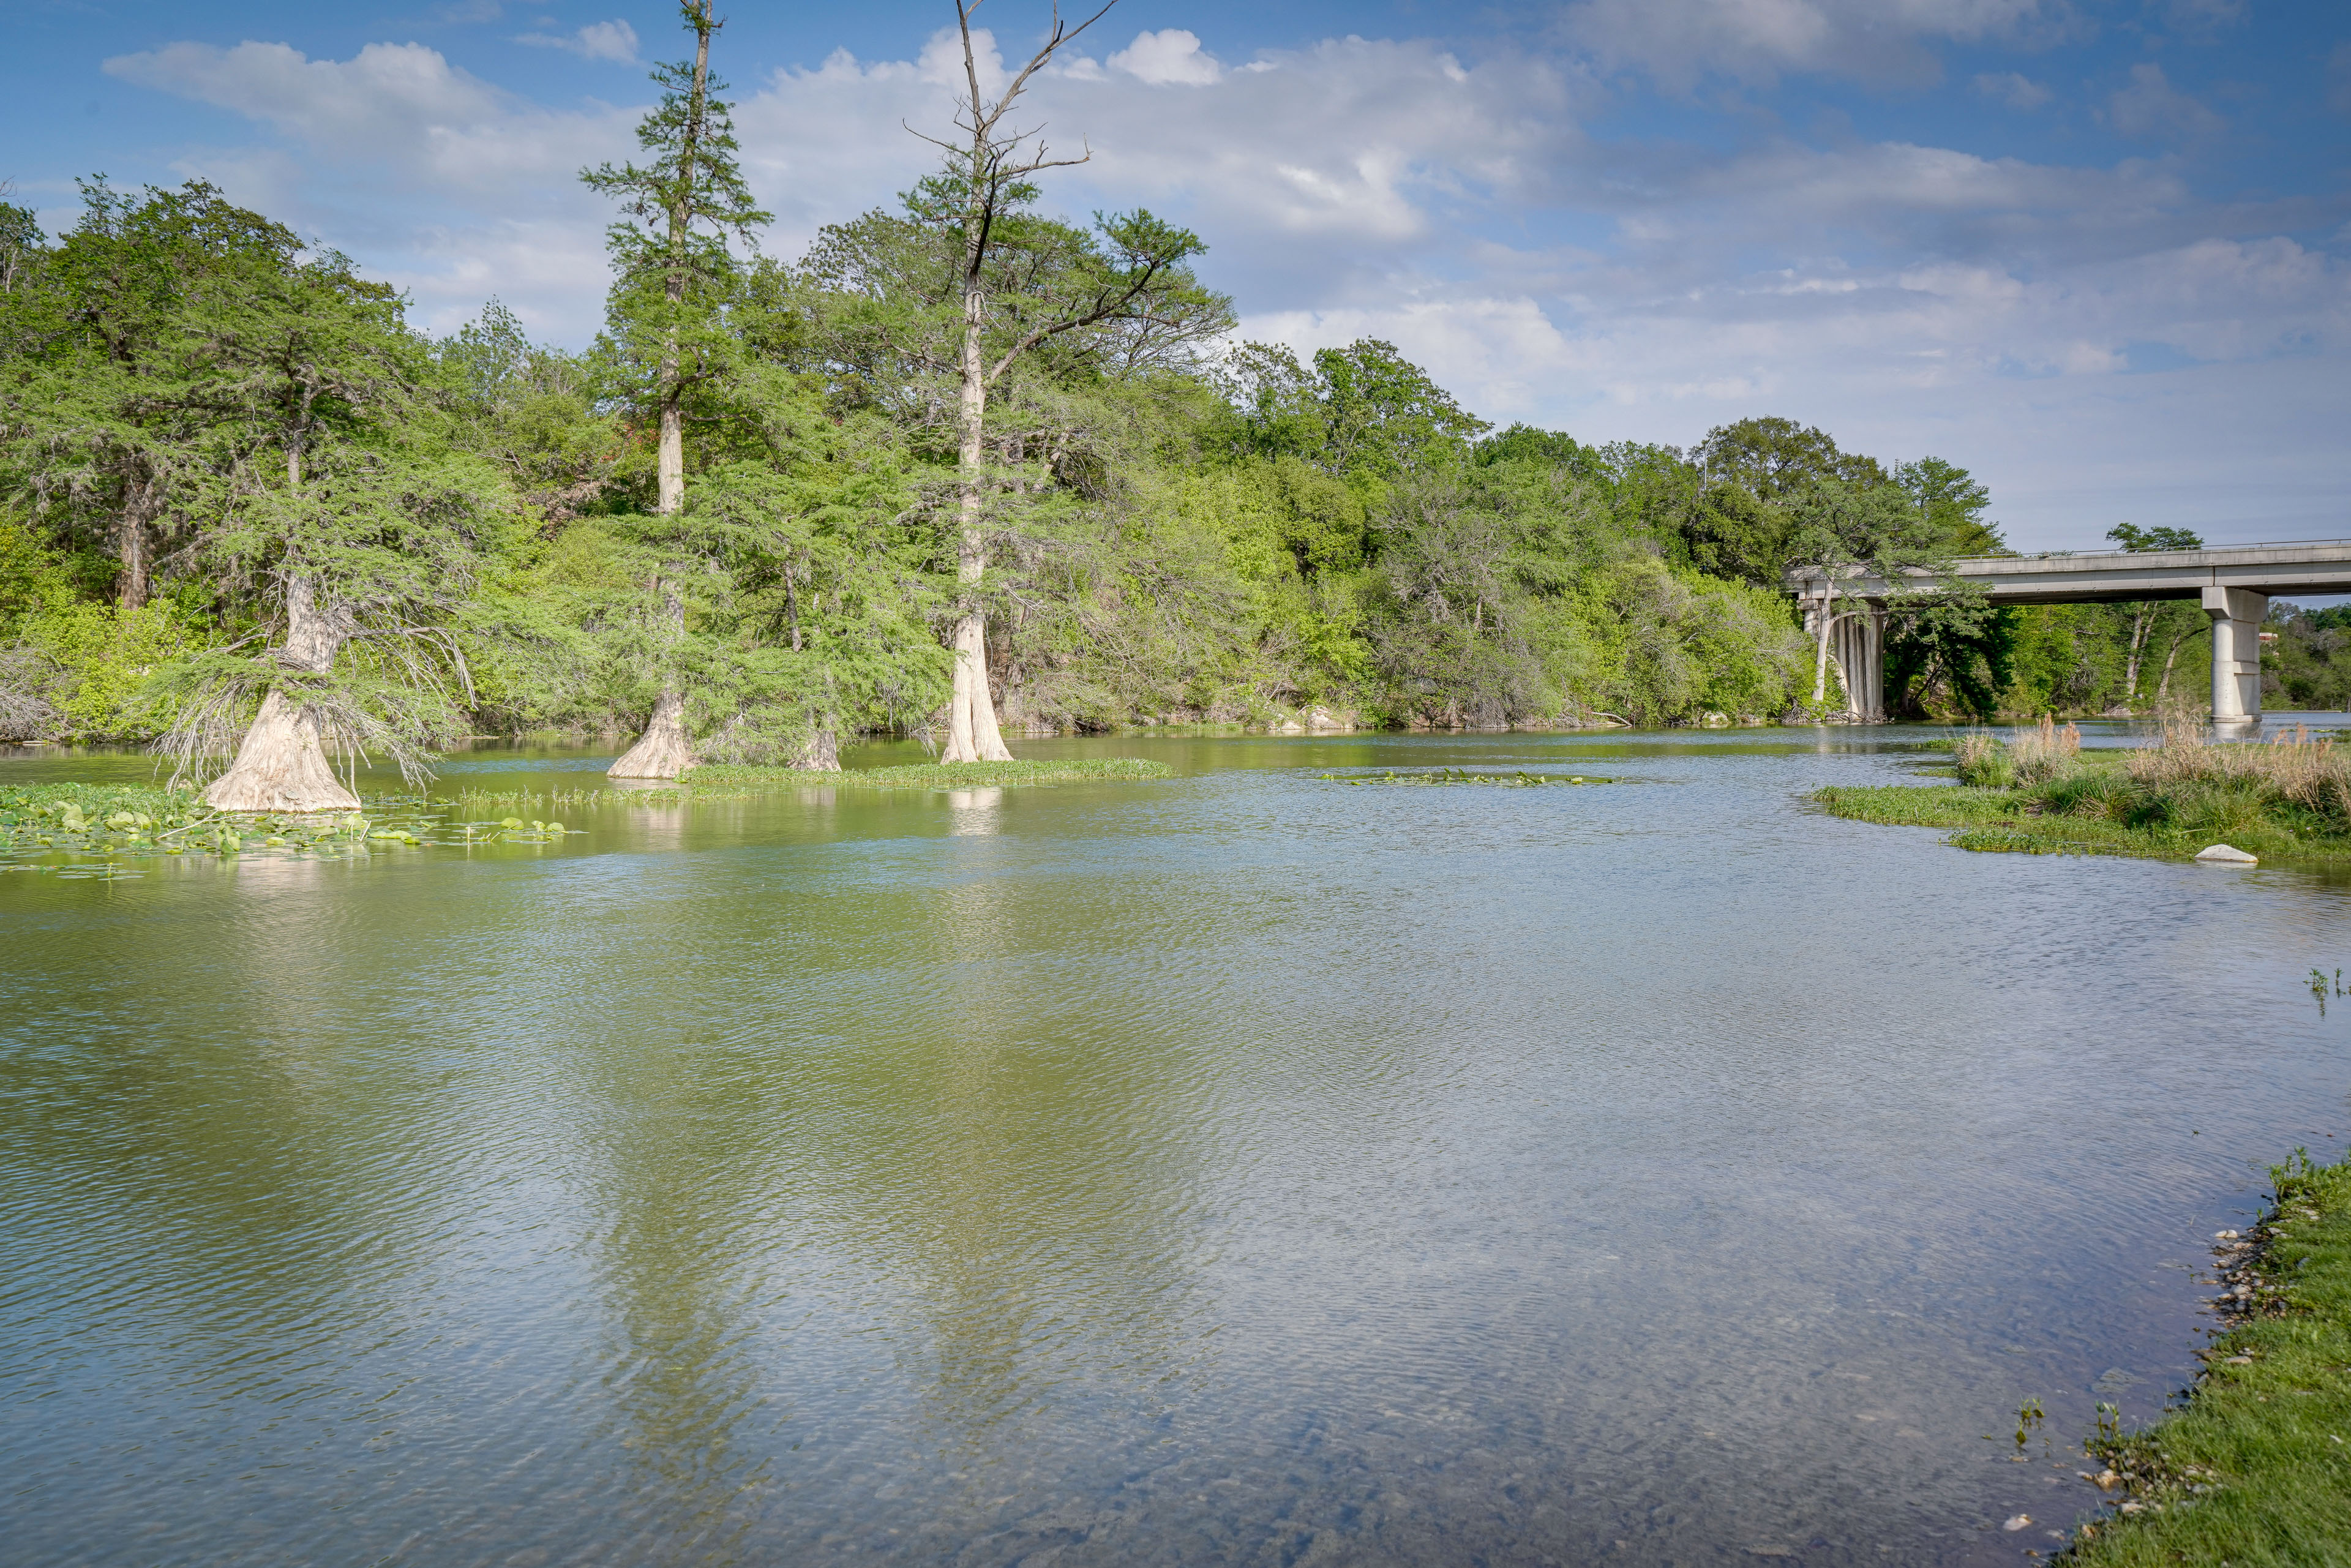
left=2126, top=722, right=2351, bottom=828
left=2009, top=715, right=2083, bottom=784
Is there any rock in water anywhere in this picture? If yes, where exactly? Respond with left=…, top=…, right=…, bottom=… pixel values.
left=2195, top=843, right=2259, bottom=864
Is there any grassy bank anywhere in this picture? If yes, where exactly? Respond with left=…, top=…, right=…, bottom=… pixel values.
left=2064, top=1150, right=2351, bottom=1563
left=1815, top=722, right=2351, bottom=866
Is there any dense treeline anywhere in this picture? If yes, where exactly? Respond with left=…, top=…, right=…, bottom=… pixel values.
left=0, top=10, right=2271, bottom=784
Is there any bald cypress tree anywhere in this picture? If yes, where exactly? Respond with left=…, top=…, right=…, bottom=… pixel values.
left=582, top=0, right=770, bottom=779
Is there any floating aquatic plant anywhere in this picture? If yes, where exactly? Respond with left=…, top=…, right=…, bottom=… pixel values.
left=1320, top=767, right=1612, bottom=787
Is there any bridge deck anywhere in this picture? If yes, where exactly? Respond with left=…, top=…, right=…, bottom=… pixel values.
left=1788, top=539, right=2351, bottom=604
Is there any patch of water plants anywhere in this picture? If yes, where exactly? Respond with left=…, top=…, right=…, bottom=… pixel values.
left=1, top=782, right=577, bottom=875
left=1322, top=767, right=1613, bottom=787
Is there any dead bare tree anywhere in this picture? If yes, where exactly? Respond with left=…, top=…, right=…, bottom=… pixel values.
left=914, top=0, right=1220, bottom=762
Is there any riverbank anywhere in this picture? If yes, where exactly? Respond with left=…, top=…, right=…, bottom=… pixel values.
left=2063, top=1148, right=2351, bottom=1562
left=681, top=758, right=1172, bottom=791
left=1815, top=723, right=2351, bottom=866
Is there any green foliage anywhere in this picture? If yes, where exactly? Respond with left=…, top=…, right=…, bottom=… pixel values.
left=2265, top=602, right=2351, bottom=711
left=4, top=145, right=2184, bottom=762
left=1897, top=456, right=2003, bottom=555
left=1887, top=591, right=2014, bottom=719
left=2107, top=522, right=2203, bottom=553
left=1213, top=338, right=1490, bottom=482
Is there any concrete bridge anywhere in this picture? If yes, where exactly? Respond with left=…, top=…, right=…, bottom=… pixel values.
left=1786, top=539, right=2351, bottom=725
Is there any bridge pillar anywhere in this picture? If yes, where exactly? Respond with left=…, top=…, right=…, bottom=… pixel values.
left=1826, top=601, right=1887, bottom=722
left=2203, top=586, right=2267, bottom=725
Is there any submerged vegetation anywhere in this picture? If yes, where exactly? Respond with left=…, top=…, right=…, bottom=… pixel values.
left=2063, top=1147, right=2351, bottom=1564
left=1817, top=721, right=2351, bottom=865
left=0, top=780, right=569, bottom=869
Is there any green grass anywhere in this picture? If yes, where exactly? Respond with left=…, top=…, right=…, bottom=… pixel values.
left=681, top=757, right=1173, bottom=792
left=2063, top=1150, right=2351, bottom=1564
left=1815, top=766, right=2351, bottom=867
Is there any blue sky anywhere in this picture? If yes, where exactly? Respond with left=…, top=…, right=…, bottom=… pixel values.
left=8, top=0, right=2347, bottom=549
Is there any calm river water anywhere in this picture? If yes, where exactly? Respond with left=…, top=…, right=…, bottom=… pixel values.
left=5, top=727, right=2349, bottom=1567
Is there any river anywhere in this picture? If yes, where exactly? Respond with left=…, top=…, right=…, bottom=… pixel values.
left=4, top=727, right=2347, bottom=1566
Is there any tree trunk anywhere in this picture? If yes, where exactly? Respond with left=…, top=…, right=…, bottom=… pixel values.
left=2123, top=606, right=2151, bottom=700
left=610, top=580, right=692, bottom=779
left=114, top=470, right=156, bottom=612
left=2156, top=621, right=2202, bottom=702
left=940, top=248, right=1014, bottom=763
left=204, top=574, right=359, bottom=812
left=609, top=686, right=694, bottom=778
left=1810, top=585, right=1838, bottom=704
left=657, top=394, right=683, bottom=516
left=792, top=723, right=841, bottom=771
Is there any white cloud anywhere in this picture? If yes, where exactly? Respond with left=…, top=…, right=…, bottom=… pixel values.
left=2108, top=61, right=2224, bottom=140
left=1973, top=71, right=2052, bottom=109
left=1107, top=30, right=1221, bottom=87
left=2163, top=0, right=2247, bottom=34
left=1560, top=0, right=2063, bottom=88
left=515, top=20, right=639, bottom=65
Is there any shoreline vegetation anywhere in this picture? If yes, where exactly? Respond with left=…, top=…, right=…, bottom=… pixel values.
left=1816, top=720, right=2351, bottom=866
left=2062, top=1147, right=2351, bottom=1564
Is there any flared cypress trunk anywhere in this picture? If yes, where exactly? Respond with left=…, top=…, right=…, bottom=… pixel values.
left=610, top=580, right=692, bottom=779
left=204, top=574, right=359, bottom=813
left=609, top=685, right=694, bottom=778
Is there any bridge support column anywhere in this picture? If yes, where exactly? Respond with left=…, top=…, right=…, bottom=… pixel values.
left=2203, top=586, right=2267, bottom=726
left=1827, top=601, right=1887, bottom=722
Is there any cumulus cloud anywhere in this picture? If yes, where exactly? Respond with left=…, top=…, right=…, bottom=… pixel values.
left=1106, top=30, right=1221, bottom=86
left=2108, top=61, right=2224, bottom=140
left=516, top=20, right=640, bottom=64
left=1973, top=71, right=2052, bottom=108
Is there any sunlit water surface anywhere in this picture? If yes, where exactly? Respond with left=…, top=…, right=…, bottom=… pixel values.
left=6, top=726, right=2350, bottom=1567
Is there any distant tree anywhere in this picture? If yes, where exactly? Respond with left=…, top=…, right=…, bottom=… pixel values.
left=2106, top=522, right=2205, bottom=703
left=1897, top=457, right=2003, bottom=555
left=1215, top=339, right=1488, bottom=484
left=1785, top=481, right=1948, bottom=707
left=908, top=0, right=1230, bottom=762
left=1473, top=423, right=1592, bottom=475
left=580, top=0, right=771, bottom=778
left=2107, top=522, right=2203, bottom=553
left=1695, top=416, right=1886, bottom=500
left=1886, top=590, right=2014, bottom=718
